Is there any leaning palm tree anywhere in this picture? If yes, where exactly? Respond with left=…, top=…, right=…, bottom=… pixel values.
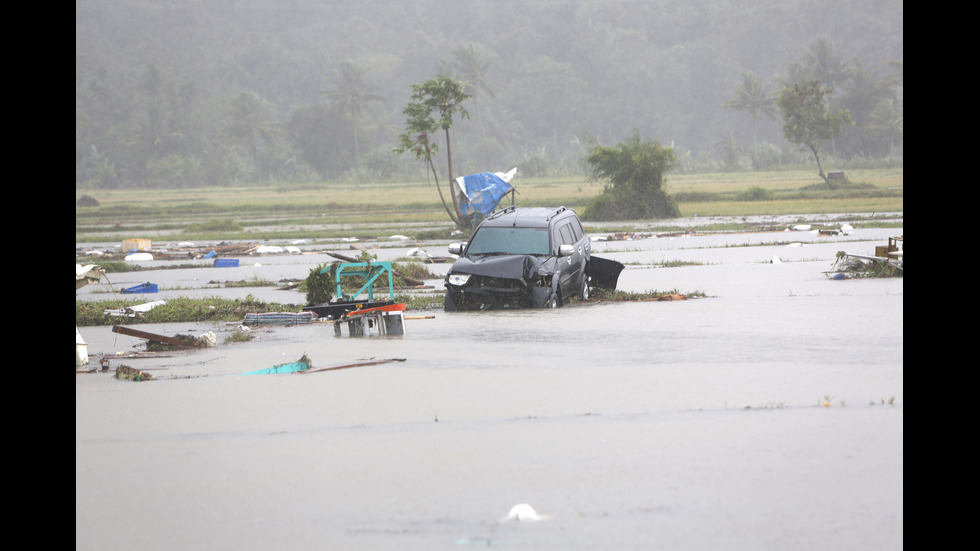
left=395, top=76, right=471, bottom=228
left=323, top=61, right=385, bottom=163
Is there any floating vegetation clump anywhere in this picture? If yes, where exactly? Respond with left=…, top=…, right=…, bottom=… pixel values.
left=830, top=251, right=903, bottom=278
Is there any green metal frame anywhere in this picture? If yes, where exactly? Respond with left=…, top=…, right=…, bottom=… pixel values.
left=324, top=261, right=395, bottom=301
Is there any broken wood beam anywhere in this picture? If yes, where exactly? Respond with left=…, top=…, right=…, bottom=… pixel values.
left=300, top=358, right=406, bottom=374
left=111, top=325, right=211, bottom=348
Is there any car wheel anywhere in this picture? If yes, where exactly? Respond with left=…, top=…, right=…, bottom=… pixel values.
left=547, top=291, right=561, bottom=308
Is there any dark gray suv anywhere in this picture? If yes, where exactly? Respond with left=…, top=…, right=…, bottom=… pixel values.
left=443, top=206, right=623, bottom=311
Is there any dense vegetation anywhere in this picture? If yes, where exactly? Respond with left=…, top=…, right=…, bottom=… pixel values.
left=76, top=0, right=902, bottom=189
left=583, top=130, right=680, bottom=220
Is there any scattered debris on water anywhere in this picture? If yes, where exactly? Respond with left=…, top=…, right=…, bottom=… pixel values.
left=827, top=237, right=903, bottom=279
left=112, top=325, right=216, bottom=350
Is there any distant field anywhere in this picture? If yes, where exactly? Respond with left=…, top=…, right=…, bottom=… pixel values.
left=75, top=168, right=902, bottom=242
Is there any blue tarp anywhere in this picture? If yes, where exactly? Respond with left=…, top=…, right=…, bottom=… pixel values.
left=459, top=172, right=513, bottom=216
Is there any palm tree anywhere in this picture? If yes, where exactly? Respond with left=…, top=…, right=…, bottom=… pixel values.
left=724, top=71, right=776, bottom=152
left=323, top=61, right=384, bottom=163
left=439, top=43, right=496, bottom=166
left=440, top=43, right=496, bottom=102
left=804, top=36, right=857, bottom=91
left=226, top=90, right=281, bottom=171
left=715, top=130, right=743, bottom=171
left=884, top=59, right=903, bottom=87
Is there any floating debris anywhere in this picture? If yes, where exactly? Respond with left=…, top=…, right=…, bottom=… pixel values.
left=637, top=293, right=688, bottom=302
left=827, top=237, right=903, bottom=278
left=104, top=300, right=166, bottom=318
left=242, top=311, right=318, bottom=326
left=115, top=365, right=154, bottom=382
left=302, top=357, right=406, bottom=374
left=505, top=503, right=546, bottom=522
left=125, top=252, right=154, bottom=262
left=241, top=354, right=313, bottom=375
left=112, top=325, right=216, bottom=350
left=333, top=303, right=407, bottom=337
left=122, top=282, right=158, bottom=294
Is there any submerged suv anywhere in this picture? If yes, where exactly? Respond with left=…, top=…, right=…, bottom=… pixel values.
left=443, top=206, right=623, bottom=311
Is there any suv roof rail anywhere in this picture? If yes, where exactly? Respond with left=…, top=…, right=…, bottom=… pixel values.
left=487, top=205, right=516, bottom=220
left=545, top=206, right=567, bottom=221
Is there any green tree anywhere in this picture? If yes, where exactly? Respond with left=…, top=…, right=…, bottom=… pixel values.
left=512, top=56, right=586, bottom=153
left=439, top=43, right=496, bottom=166
left=394, top=75, right=471, bottom=227
left=582, top=129, right=679, bottom=220
left=715, top=130, right=743, bottom=171
left=323, top=61, right=384, bottom=164
left=835, top=60, right=901, bottom=158
left=803, top=36, right=857, bottom=91
left=724, top=70, right=776, bottom=151
left=225, top=91, right=282, bottom=173
left=777, top=80, right=852, bottom=187
left=286, top=103, right=354, bottom=179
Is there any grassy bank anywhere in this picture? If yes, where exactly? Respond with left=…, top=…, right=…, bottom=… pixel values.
left=75, top=168, right=902, bottom=243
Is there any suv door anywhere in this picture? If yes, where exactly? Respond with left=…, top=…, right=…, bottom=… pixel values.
left=569, top=216, right=591, bottom=291
left=555, top=219, right=586, bottom=298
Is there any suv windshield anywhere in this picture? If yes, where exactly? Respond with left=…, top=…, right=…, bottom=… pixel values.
left=465, top=227, right=550, bottom=255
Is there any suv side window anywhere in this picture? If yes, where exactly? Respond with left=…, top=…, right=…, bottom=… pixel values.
left=570, top=219, right=585, bottom=242
left=558, top=222, right=575, bottom=246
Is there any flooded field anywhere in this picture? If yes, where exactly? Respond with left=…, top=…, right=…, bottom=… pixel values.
left=76, top=217, right=903, bottom=550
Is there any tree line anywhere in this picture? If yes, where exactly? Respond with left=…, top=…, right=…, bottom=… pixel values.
left=75, top=0, right=902, bottom=189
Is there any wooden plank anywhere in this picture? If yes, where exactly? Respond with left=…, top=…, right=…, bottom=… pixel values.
left=344, top=303, right=407, bottom=317
left=111, top=325, right=209, bottom=348
left=301, top=358, right=406, bottom=374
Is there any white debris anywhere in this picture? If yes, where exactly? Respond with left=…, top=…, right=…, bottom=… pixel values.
left=771, top=256, right=782, bottom=264
left=131, top=300, right=166, bottom=313
left=255, top=245, right=285, bottom=254
left=496, top=167, right=518, bottom=182
left=104, top=300, right=167, bottom=318
left=125, top=252, right=154, bottom=262
left=506, top=503, right=542, bottom=522
left=76, top=327, right=89, bottom=366
left=198, top=331, right=217, bottom=347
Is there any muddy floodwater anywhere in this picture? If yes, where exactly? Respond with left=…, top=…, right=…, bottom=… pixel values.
left=76, top=218, right=903, bottom=550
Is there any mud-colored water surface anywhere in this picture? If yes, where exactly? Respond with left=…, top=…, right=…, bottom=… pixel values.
left=76, top=220, right=902, bottom=550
